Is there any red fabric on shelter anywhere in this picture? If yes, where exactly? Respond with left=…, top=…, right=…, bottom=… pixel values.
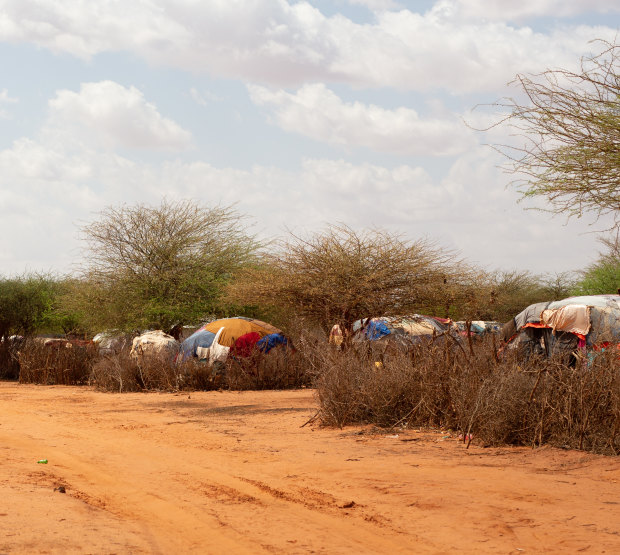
left=231, top=332, right=261, bottom=357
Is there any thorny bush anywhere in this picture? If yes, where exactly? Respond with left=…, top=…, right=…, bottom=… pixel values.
left=314, top=335, right=620, bottom=455
left=18, top=338, right=96, bottom=385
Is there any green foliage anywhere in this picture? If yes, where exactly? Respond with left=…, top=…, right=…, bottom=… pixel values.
left=573, top=234, right=620, bottom=295
left=574, top=261, right=620, bottom=295
left=70, top=199, right=259, bottom=332
left=0, top=274, right=62, bottom=338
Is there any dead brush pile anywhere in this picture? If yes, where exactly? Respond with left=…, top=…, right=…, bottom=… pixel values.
left=89, top=344, right=312, bottom=393
left=0, top=338, right=21, bottom=380
left=18, top=338, right=96, bottom=385
left=314, top=336, right=620, bottom=455
left=90, top=350, right=206, bottom=392
left=225, top=348, right=310, bottom=390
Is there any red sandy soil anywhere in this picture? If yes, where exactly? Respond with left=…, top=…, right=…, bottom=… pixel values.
left=1, top=382, right=619, bottom=554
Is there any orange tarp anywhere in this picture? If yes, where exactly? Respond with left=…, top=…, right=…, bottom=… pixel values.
left=200, top=318, right=281, bottom=347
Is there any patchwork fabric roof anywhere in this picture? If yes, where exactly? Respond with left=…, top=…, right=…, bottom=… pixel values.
left=504, top=295, right=620, bottom=346
left=199, top=317, right=282, bottom=348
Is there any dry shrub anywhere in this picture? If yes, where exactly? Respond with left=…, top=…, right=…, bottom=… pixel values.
left=224, top=347, right=309, bottom=390
left=89, top=344, right=309, bottom=392
left=176, top=358, right=223, bottom=391
left=0, top=338, right=21, bottom=380
left=91, top=349, right=188, bottom=392
left=314, top=335, right=620, bottom=455
left=18, top=338, right=96, bottom=385
left=134, top=352, right=181, bottom=391
left=90, top=350, right=142, bottom=392
left=315, top=337, right=457, bottom=428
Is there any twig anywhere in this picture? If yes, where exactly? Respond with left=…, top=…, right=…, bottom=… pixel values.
left=301, top=410, right=320, bottom=428
left=387, top=400, right=423, bottom=432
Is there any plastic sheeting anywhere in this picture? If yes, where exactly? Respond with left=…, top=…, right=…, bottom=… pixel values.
left=256, top=333, right=290, bottom=353
left=540, top=305, right=591, bottom=337
left=548, top=295, right=620, bottom=310
left=513, top=302, right=550, bottom=331
left=178, top=329, right=216, bottom=361
left=130, top=330, right=179, bottom=361
left=200, top=317, right=281, bottom=347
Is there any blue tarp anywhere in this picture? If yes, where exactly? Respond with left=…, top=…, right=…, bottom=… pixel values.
left=256, top=333, right=289, bottom=353
left=179, top=329, right=216, bottom=361
left=364, top=320, right=391, bottom=340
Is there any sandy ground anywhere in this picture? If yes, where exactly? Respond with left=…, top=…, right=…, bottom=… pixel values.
left=1, top=383, right=619, bottom=554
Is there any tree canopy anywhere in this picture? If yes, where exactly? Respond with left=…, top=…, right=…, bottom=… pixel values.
left=228, top=224, right=460, bottom=339
left=0, top=274, right=63, bottom=339
left=71, top=199, right=259, bottom=332
left=490, top=40, right=620, bottom=223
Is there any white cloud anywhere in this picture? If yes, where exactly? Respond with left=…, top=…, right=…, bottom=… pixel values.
left=0, top=1, right=616, bottom=93
left=0, top=88, right=18, bottom=103
left=448, top=0, right=620, bottom=21
left=46, top=81, right=192, bottom=151
left=0, top=126, right=607, bottom=276
left=249, top=83, right=474, bottom=156
left=346, top=0, right=401, bottom=11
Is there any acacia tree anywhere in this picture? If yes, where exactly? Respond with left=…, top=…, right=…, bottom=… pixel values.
left=72, top=200, right=258, bottom=332
left=490, top=40, right=620, bottom=223
left=228, top=224, right=460, bottom=340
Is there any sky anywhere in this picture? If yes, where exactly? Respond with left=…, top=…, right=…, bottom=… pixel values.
left=0, top=0, right=619, bottom=277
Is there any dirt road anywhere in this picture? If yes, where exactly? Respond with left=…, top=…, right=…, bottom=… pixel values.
left=1, top=383, right=619, bottom=553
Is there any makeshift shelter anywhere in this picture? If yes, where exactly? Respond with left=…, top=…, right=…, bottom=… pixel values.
left=330, top=315, right=456, bottom=347
left=455, top=321, right=502, bottom=337
left=130, top=330, right=179, bottom=362
left=177, top=329, right=217, bottom=362
left=178, top=317, right=288, bottom=364
left=200, top=317, right=282, bottom=347
left=93, top=331, right=132, bottom=356
left=501, top=295, right=620, bottom=362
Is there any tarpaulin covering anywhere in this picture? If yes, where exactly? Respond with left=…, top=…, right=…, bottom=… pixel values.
left=131, top=330, right=179, bottom=361
left=504, top=295, right=620, bottom=361
left=513, top=302, right=550, bottom=331
left=200, top=317, right=282, bottom=347
left=588, top=306, right=620, bottom=345
left=540, top=305, right=591, bottom=337
left=365, top=320, right=391, bottom=340
left=548, top=295, right=620, bottom=310
left=178, top=329, right=216, bottom=361
left=230, top=332, right=262, bottom=357
left=256, top=333, right=290, bottom=353
left=351, top=315, right=453, bottom=342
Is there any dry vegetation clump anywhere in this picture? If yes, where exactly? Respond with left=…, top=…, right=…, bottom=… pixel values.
left=314, top=336, right=620, bottom=455
left=88, top=342, right=311, bottom=393
left=90, top=350, right=142, bottom=392
left=91, top=350, right=204, bottom=392
left=0, top=338, right=21, bottom=380
left=224, top=348, right=310, bottom=390
left=18, top=338, right=96, bottom=385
